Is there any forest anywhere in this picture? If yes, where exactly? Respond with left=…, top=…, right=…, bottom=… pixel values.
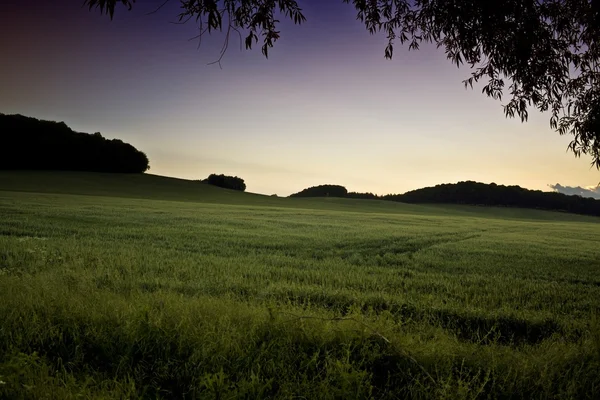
left=0, top=113, right=149, bottom=173
left=290, top=182, right=600, bottom=217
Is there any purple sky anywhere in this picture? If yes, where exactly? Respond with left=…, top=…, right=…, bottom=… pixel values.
left=1, top=0, right=598, bottom=196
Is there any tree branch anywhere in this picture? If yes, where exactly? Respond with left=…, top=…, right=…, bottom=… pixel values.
left=145, top=0, right=170, bottom=16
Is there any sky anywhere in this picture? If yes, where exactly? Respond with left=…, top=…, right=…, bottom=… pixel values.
left=1, top=0, right=599, bottom=197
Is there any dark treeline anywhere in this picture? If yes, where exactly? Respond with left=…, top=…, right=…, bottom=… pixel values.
left=346, top=191, right=381, bottom=200
left=0, top=113, right=149, bottom=173
left=289, top=184, right=348, bottom=198
left=385, top=181, right=600, bottom=216
left=289, top=185, right=381, bottom=200
left=289, top=181, right=600, bottom=217
left=200, top=174, right=246, bottom=191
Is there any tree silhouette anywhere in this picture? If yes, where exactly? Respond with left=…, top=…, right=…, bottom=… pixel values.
left=203, top=174, right=246, bottom=191
left=85, top=0, right=600, bottom=168
left=289, top=184, right=348, bottom=198
left=346, top=191, right=381, bottom=200
left=383, top=181, right=600, bottom=217
left=0, top=113, right=150, bottom=173
left=288, top=181, right=600, bottom=216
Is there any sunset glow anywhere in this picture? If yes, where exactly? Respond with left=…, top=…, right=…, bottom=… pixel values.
left=1, top=0, right=598, bottom=196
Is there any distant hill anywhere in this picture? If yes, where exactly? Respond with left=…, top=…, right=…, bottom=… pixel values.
left=290, top=181, right=600, bottom=217
left=382, top=181, right=600, bottom=216
left=1, top=171, right=598, bottom=223
left=0, top=113, right=149, bottom=173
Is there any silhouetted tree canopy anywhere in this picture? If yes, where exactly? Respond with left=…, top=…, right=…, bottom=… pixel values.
left=289, top=180, right=600, bottom=216
left=289, top=185, right=348, bottom=198
left=384, top=181, right=600, bottom=217
left=202, top=174, right=246, bottom=191
left=86, top=0, right=600, bottom=168
left=0, top=113, right=150, bottom=173
left=346, top=191, right=381, bottom=200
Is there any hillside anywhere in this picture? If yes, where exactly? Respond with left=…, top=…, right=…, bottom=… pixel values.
left=1, top=170, right=598, bottom=223
left=1, top=177, right=600, bottom=399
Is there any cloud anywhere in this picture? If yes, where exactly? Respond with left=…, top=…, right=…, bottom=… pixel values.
left=549, top=183, right=600, bottom=200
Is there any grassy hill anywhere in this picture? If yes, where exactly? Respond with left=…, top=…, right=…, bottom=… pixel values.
left=1, top=170, right=599, bottom=398
left=1, top=170, right=598, bottom=223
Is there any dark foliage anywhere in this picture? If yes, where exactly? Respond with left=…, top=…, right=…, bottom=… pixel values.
left=87, top=0, right=600, bottom=168
left=289, top=185, right=348, bottom=198
left=346, top=191, right=382, bottom=200
left=202, top=173, right=246, bottom=191
left=384, top=181, right=600, bottom=217
left=84, top=0, right=306, bottom=60
left=289, top=181, right=600, bottom=216
left=0, top=113, right=149, bottom=173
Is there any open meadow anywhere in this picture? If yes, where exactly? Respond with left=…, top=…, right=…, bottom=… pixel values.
left=1, top=171, right=600, bottom=399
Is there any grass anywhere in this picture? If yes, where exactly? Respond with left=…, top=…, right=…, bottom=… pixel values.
left=0, top=171, right=599, bottom=399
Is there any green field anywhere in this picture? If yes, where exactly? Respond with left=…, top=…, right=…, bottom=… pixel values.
left=1, top=171, right=599, bottom=399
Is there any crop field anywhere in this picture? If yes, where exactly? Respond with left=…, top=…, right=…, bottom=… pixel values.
left=1, top=172, right=600, bottom=399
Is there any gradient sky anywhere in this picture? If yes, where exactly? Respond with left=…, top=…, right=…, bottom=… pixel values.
left=1, top=0, right=599, bottom=196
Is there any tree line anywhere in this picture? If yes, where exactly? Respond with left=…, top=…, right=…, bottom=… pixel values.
left=388, top=181, right=600, bottom=217
left=0, top=113, right=149, bottom=173
left=289, top=182, right=600, bottom=217
left=289, top=185, right=348, bottom=198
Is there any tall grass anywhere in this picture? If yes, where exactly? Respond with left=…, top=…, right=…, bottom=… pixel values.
left=0, top=186, right=599, bottom=398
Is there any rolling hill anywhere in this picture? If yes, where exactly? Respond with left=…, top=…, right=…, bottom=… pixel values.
left=0, top=170, right=598, bottom=223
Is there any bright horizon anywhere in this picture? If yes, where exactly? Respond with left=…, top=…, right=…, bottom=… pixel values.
left=1, top=0, right=599, bottom=198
